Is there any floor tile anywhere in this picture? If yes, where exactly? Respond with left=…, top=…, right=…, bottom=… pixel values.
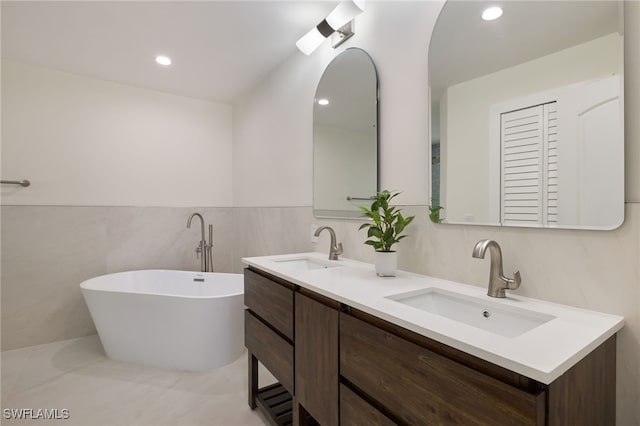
left=1, top=336, right=272, bottom=426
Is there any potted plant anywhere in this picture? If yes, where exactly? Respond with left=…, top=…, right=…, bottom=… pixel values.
left=359, top=190, right=415, bottom=276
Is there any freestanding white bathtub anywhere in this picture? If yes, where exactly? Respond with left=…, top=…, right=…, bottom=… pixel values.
left=80, top=270, right=244, bottom=371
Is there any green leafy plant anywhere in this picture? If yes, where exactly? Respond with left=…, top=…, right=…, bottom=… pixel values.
left=358, top=190, right=415, bottom=252
left=429, top=198, right=444, bottom=223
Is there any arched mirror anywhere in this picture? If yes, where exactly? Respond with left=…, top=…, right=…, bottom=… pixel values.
left=429, top=1, right=624, bottom=229
left=313, top=48, right=378, bottom=218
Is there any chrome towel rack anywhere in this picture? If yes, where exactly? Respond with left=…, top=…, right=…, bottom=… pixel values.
left=1, top=179, right=30, bottom=187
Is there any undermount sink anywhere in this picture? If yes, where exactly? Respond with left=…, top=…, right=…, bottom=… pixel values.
left=386, top=288, right=555, bottom=338
left=273, top=257, right=342, bottom=272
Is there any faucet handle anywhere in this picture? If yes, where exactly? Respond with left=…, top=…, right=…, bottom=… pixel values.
left=335, top=242, right=344, bottom=256
left=505, top=270, right=522, bottom=290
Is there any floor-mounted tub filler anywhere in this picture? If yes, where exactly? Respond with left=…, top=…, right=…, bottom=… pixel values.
left=81, top=270, right=244, bottom=371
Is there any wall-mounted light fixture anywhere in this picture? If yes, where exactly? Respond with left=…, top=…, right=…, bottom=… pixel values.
left=296, top=0, right=365, bottom=55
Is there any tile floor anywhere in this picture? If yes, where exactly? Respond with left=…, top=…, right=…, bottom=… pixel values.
left=1, top=335, right=273, bottom=425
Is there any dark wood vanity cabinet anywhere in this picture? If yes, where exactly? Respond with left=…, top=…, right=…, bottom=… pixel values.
left=244, top=267, right=616, bottom=426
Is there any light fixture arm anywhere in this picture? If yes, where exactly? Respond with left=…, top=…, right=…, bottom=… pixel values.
left=332, top=21, right=355, bottom=49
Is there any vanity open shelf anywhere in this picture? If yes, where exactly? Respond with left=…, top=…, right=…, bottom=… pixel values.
left=243, top=253, right=623, bottom=425
left=255, top=383, right=294, bottom=426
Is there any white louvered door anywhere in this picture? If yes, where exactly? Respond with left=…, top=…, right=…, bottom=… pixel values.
left=500, top=102, right=556, bottom=226
left=546, top=103, right=558, bottom=224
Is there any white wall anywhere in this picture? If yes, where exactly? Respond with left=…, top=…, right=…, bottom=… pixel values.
left=1, top=60, right=233, bottom=207
left=232, top=52, right=319, bottom=207
left=443, top=33, right=623, bottom=223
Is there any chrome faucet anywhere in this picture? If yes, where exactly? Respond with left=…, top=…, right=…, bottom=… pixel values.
left=186, top=213, right=214, bottom=272
left=314, top=226, right=343, bottom=260
left=472, top=239, right=521, bottom=298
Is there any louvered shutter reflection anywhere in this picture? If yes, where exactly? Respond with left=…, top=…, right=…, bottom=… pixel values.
left=500, top=102, right=556, bottom=226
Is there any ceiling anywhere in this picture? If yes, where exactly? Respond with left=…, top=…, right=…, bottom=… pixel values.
left=429, top=1, right=622, bottom=99
left=1, top=1, right=338, bottom=104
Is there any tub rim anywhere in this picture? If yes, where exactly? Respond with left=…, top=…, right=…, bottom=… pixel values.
left=80, top=269, right=244, bottom=299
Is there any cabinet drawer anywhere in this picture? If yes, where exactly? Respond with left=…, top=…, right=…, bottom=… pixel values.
left=244, top=268, right=294, bottom=340
left=340, top=313, right=545, bottom=426
left=340, top=384, right=396, bottom=426
left=245, top=310, right=294, bottom=395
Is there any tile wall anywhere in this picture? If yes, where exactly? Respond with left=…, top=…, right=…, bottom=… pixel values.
left=0, top=206, right=234, bottom=350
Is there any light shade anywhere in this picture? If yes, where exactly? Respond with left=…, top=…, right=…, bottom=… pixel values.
left=296, top=0, right=365, bottom=55
left=326, top=0, right=365, bottom=30
left=296, top=27, right=326, bottom=56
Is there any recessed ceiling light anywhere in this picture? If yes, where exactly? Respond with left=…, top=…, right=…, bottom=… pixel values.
left=482, top=6, right=503, bottom=21
left=155, top=55, right=172, bottom=66
left=317, top=99, right=330, bottom=106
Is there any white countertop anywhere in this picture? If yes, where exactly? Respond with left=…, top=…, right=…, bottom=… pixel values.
left=242, top=252, right=625, bottom=385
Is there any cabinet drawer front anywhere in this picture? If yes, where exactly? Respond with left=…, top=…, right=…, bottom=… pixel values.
left=244, top=269, right=294, bottom=340
left=245, top=310, right=294, bottom=395
left=340, top=384, right=396, bottom=426
left=340, top=313, right=545, bottom=426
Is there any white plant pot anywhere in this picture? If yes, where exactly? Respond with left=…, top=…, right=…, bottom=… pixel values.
left=375, top=250, right=397, bottom=277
